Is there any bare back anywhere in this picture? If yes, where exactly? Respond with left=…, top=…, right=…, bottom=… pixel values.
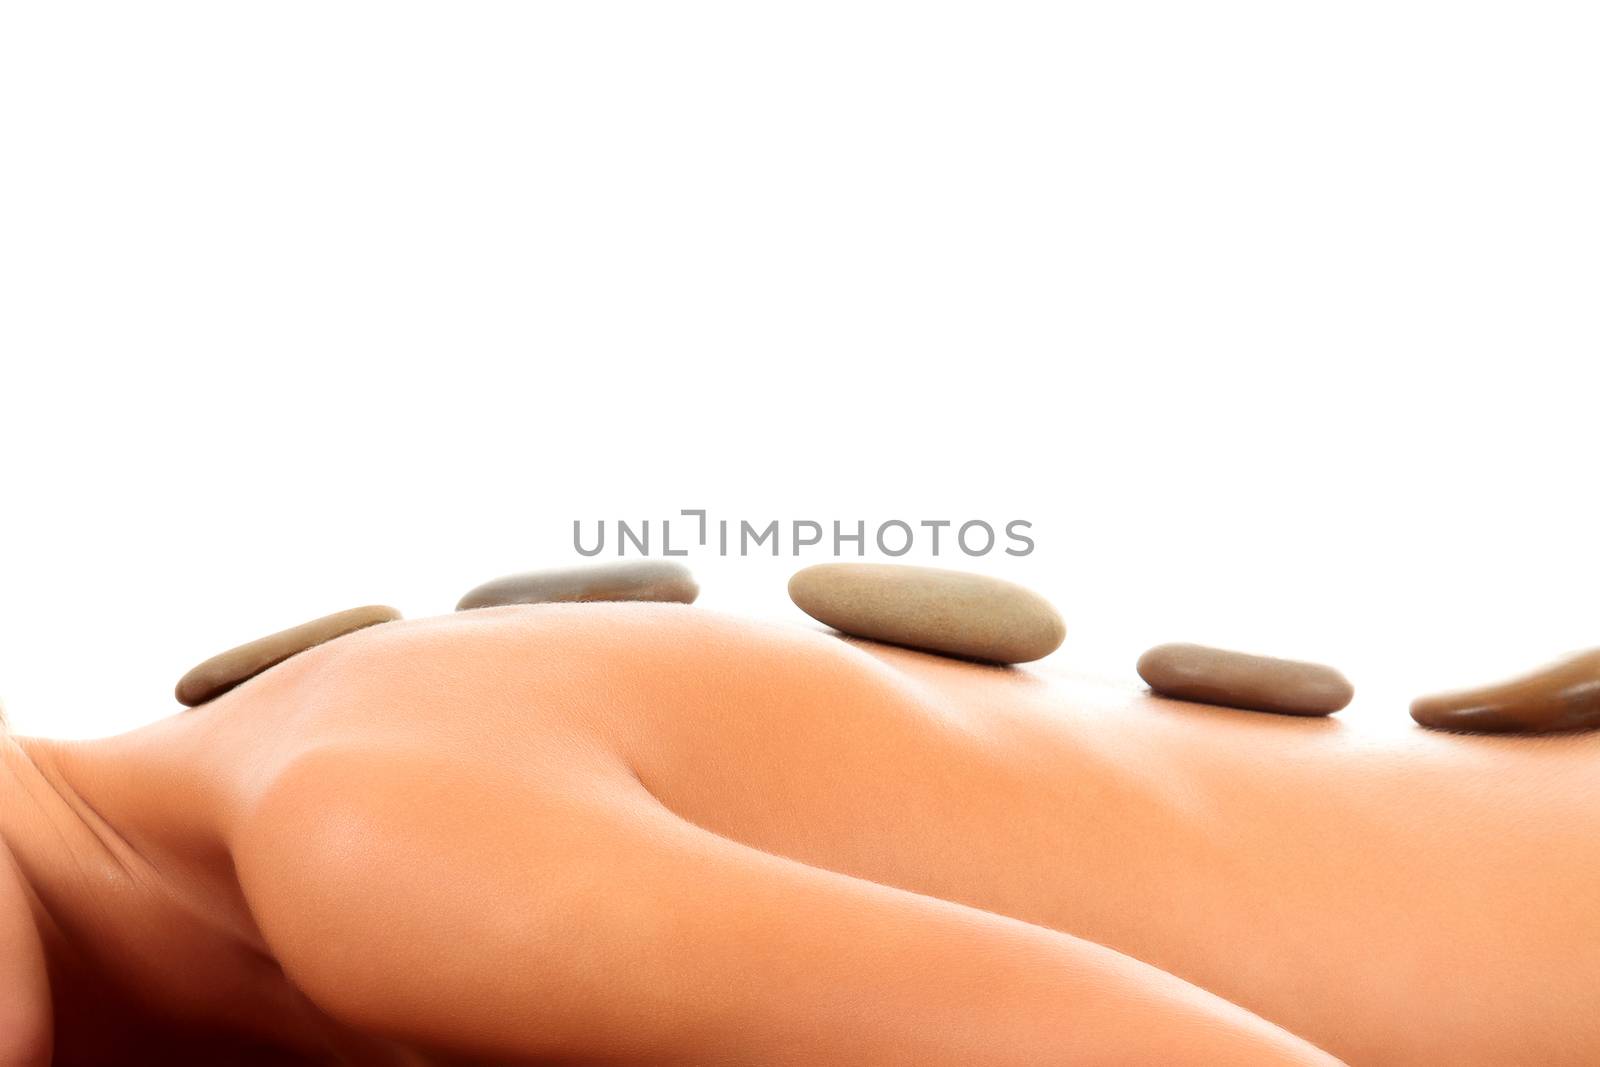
left=125, top=604, right=1599, bottom=1064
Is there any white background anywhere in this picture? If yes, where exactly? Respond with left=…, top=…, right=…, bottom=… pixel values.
left=1, top=4, right=1595, bottom=739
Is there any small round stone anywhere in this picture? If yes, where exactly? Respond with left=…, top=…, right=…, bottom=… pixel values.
left=1410, top=648, right=1600, bottom=734
left=175, top=604, right=401, bottom=707
left=787, top=563, right=1065, bottom=664
left=456, top=561, right=699, bottom=612
left=1137, top=643, right=1353, bottom=716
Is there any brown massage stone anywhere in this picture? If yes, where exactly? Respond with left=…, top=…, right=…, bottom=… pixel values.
left=175, top=604, right=401, bottom=707
left=787, top=563, right=1065, bottom=664
left=456, top=561, right=699, bottom=611
left=1137, top=643, right=1353, bottom=716
left=1410, top=648, right=1600, bottom=734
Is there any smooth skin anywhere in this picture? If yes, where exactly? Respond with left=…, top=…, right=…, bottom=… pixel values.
left=1, top=603, right=1596, bottom=1064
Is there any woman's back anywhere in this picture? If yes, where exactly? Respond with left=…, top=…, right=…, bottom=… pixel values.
left=8, top=603, right=1596, bottom=1063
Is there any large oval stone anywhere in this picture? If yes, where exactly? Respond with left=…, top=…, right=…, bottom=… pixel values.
left=175, top=604, right=401, bottom=707
left=456, top=561, right=698, bottom=611
left=787, top=563, right=1064, bottom=664
left=1410, top=648, right=1600, bottom=734
left=1137, top=643, right=1353, bottom=716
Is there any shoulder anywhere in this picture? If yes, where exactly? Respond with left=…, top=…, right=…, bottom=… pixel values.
left=231, top=743, right=507, bottom=1038
left=229, top=739, right=633, bottom=1043
left=231, top=741, right=479, bottom=936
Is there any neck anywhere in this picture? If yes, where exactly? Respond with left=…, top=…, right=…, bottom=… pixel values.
left=0, top=723, right=336, bottom=1063
left=0, top=739, right=52, bottom=1066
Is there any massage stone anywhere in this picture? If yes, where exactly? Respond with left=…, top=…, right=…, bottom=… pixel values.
left=455, top=561, right=699, bottom=611
left=1137, top=643, right=1354, bottom=716
left=160, top=561, right=1591, bottom=737
left=787, top=563, right=1065, bottom=664
left=1410, top=648, right=1600, bottom=734
left=175, top=604, right=401, bottom=707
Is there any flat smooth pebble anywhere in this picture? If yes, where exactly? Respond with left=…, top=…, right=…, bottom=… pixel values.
left=1410, top=648, right=1600, bottom=734
left=455, top=561, right=699, bottom=611
left=787, top=563, right=1065, bottom=664
left=1137, top=642, right=1353, bottom=716
left=175, top=605, right=401, bottom=707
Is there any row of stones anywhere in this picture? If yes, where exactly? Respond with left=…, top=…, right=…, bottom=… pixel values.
left=173, top=561, right=1600, bottom=735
